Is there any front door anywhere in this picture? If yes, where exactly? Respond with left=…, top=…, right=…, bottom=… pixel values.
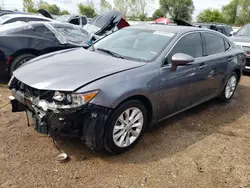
left=157, top=63, right=198, bottom=119
left=157, top=32, right=208, bottom=118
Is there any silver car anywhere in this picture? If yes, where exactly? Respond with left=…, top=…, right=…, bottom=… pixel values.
left=9, top=25, right=245, bottom=154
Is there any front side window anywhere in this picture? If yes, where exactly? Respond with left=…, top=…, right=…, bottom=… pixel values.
left=94, top=28, right=176, bottom=61
left=69, top=18, right=80, bottom=25
left=204, top=33, right=225, bottom=55
left=167, top=32, right=203, bottom=63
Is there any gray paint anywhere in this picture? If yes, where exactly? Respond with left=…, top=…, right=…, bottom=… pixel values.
left=230, top=36, right=250, bottom=43
left=12, top=25, right=244, bottom=124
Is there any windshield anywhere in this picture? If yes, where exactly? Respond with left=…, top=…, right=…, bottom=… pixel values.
left=94, top=28, right=176, bottom=61
left=44, top=23, right=89, bottom=46
left=0, top=21, right=32, bottom=34
left=235, top=25, right=250, bottom=36
left=56, top=15, right=72, bottom=23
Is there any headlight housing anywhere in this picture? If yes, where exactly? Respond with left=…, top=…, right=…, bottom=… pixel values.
left=70, top=91, right=99, bottom=107
left=38, top=90, right=100, bottom=111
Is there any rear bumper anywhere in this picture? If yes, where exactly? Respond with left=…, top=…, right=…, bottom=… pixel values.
left=9, top=90, right=112, bottom=151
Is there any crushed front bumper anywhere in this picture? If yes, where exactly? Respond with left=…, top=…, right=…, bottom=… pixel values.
left=9, top=90, right=112, bottom=151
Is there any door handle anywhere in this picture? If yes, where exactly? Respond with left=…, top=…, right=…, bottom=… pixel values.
left=199, top=63, right=207, bottom=70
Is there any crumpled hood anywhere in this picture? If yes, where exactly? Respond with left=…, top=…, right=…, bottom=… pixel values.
left=13, top=48, right=145, bottom=91
left=229, top=36, right=250, bottom=44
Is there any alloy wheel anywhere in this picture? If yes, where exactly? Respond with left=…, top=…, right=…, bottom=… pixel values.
left=225, top=75, right=237, bottom=99
left=112, top=107, right=144, bottom=148
left=15, top=58, right=31, bottom=70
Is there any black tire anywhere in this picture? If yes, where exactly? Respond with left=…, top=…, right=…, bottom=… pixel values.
left=104, top=100, right=147, bottom=154
left=218, top=72, right=238, bottom=102
left=9, top=53, right=36, bottom=77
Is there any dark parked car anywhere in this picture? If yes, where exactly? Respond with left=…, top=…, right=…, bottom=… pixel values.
left=194, top=23, right=233, bottom=36
left=0, top=21, right=89, bottom=77
left=9, top=25, right=244, bottom=154
left=229, top=24, right=250, bottom=72
left=0, top=11, right=130, bottom=78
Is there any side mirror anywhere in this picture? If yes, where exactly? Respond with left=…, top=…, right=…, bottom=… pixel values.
left=171, top=53, right=194, bottom=71
left=230, top=31, right=235, bottom=36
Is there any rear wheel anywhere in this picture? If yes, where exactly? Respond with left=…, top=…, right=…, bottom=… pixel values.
left=104, top=100, right=147, bottom=154
left=9, top=53, right=36, bottom=77
left=218, top=72, right=238, bottom=102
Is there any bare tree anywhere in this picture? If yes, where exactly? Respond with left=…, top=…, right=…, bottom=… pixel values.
left=114, top=0, right=129, bottom=17
left=129, top=0, right=154, bottom=19
left=101, top=0, right=112, bottom=13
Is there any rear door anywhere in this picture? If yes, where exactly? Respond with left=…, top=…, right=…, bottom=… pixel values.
left=199, top=32, right=230, bottom=97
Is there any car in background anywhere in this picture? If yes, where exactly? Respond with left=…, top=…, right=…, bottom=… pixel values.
left=40, top=9, right=130, bottom=42
left=154, top=18, right=194, bottom=26
left=84, top=10, right=130, bottom=43
left=230, top=24, right=250, bottom=72
left=194, top=23, right=233, bottom=36
left=0, top=14, right=53, bottom=25
left=0, top=21, right=89, bottom=77
left=56, top=14, right=88, bottom=27
left=9, top=25, right=244, bottom=154
left=0, top=11, right=130, bottom=78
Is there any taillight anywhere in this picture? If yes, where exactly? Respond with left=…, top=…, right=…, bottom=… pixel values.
left=5, top=56, right=12, bottom=65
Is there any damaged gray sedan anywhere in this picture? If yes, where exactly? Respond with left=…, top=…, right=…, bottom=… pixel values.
left=8, top=25, right=244, bottom=154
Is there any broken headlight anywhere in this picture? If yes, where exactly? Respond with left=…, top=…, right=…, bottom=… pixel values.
left=53, top=91, right=66, bottom=102
left=50, top=90, right=99, bottom=109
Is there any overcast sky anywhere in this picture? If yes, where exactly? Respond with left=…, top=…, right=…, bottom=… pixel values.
left=3, top=0, right=230, bottom=20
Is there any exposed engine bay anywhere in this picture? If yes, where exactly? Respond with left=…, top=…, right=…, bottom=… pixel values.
left=8, top=77, right=112, bottom=151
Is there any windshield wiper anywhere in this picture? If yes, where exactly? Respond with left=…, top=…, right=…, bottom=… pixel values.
left=97, top=48, right=124, bottom=59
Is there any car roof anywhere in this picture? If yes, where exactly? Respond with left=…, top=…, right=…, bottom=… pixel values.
left=1, top=14, right=53, bottom=21
left=128, top=24, right=204, bottom=34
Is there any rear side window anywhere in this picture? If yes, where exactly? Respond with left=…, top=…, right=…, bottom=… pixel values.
left=168, top=32, right=203, bottom=63
left=225, top=40, right=231, bottom=51
left=36, top=26, right=55, bottom=37
left=204, top=33, right=225, bottom=55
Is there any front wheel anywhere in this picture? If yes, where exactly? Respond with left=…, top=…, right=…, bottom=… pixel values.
left=104, top=100, right=147, bottom=154
left=218, top=72, right=238, bottom=102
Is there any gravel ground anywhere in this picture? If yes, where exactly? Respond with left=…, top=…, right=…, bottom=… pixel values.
left=0, top=76, right=250, bottom=188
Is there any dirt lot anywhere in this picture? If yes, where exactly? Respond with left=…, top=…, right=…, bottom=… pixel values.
left=0, top=76, right=250, bottom=188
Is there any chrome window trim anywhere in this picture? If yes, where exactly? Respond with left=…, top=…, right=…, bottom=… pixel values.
left=163, top=30, right=232, bottom=65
